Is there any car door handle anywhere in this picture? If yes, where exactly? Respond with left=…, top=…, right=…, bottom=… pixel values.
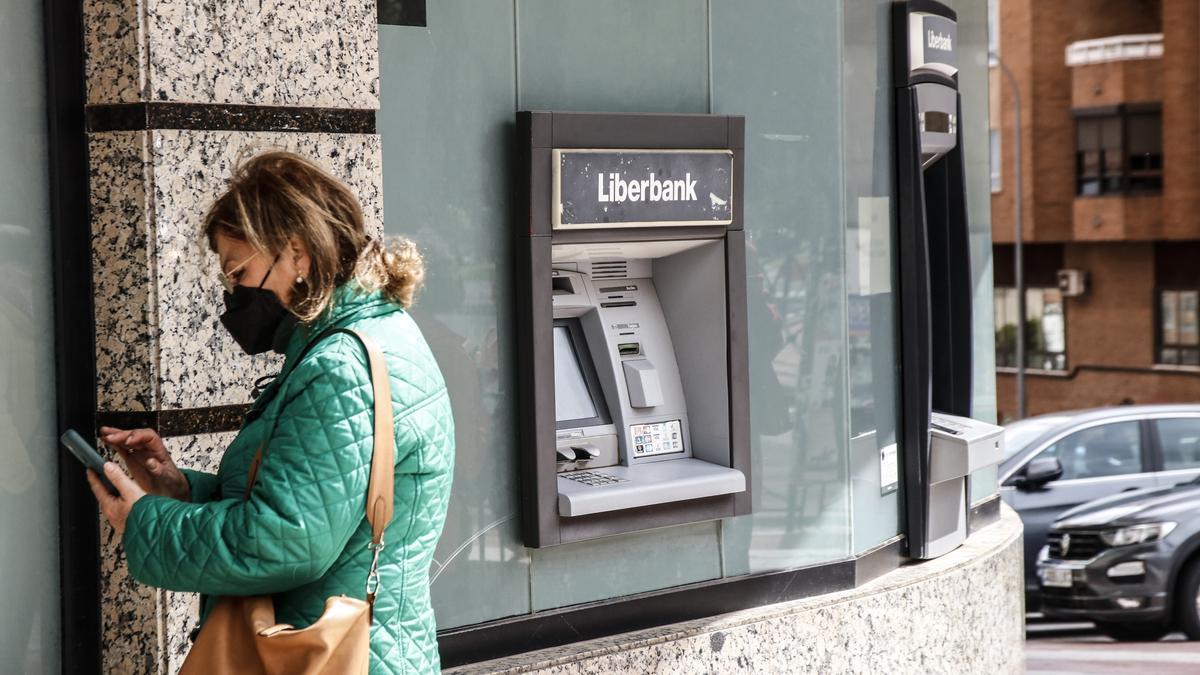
left=1121, top=487, right=1139, bottom=492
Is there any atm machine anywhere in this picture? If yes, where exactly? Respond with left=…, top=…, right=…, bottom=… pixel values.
left=893, top=0, right=1004, bottom=559
left=515, top=111, right=751, bottom=547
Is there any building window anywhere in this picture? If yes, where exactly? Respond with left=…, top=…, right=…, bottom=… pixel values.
left=987, top=0, right=1000, bottom=57
left=990, top=128, right=1002, bottom=192
left=1127, top=112, right=1164, bottom=191
left=1075, top=108, right=1163, bottom=196
left=1159, top=290, right=1200, bottom=365
left=995, top=287, right=1067, bottom=370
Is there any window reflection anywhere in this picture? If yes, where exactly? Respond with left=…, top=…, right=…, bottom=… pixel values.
left=1036, top=422, right=1143, bottom=481
left=0, top=227, right=59, bottom=672
left=994, top=287, right=1067, bottom=371
left=1159, top=289, right=1200, bottom=365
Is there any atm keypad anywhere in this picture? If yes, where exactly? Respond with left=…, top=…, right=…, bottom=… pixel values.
left=561, top=471, right=628, bottom=487
left=630, top=420, right=684, bottom=457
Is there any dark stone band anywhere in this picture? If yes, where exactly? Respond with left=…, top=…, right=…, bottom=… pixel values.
left=378, top=0, right=426, bottom=26
left=85, top=103, right=376, bottom=134
left=95, top=403, right=251, bottom=438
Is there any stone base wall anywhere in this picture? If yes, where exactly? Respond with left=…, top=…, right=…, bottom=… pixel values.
left=449, top=505, right=1025, bottom=674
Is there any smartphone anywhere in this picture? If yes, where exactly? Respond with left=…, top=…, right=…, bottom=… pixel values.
left=60, top=429, right=119, bottom=496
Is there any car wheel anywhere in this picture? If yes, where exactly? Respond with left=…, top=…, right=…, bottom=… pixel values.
left=1179, top=560, right=1200, bottom=640
left=1094, top=620, right=1170, bottom=642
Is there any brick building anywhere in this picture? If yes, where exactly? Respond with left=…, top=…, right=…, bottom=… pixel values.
left=991, top=0, right=1200, bottom=420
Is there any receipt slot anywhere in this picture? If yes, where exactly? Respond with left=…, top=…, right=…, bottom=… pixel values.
left=515, top=111, right=751, bottom=547
left=893, top=1, right=1005, bottom=559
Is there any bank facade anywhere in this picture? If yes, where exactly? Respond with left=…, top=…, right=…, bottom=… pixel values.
left=3, top=0, right=1021, bottom=672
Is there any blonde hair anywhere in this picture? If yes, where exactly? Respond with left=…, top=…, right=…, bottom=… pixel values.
left=203, top=149, right=423, bottom=322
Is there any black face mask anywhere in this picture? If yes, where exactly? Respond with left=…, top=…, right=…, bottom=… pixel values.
left=219, top=258, right=294, bottom=355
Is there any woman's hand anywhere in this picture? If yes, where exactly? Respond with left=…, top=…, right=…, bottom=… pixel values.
left=99, top=426, right=191, bottom=501
left=87, top=462, right=146, bottom=536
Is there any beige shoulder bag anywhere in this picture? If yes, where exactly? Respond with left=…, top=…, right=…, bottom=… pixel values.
left=180, top=328, right=395, bottom=675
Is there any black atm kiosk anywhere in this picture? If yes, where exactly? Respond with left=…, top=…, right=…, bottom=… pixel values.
left=515, top=111, right=752, bottom=548
left=893, top=0, right=1004, bottom=559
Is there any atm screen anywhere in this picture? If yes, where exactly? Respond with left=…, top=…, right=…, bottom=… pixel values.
left=554, top=326, right=596, bottom=422
left=552, top=322, right=608, bottom=428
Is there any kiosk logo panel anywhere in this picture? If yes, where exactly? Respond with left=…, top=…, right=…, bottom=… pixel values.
left=906, top=11, right=958, bottom=79
left=553, top=149, right=734, bottom=229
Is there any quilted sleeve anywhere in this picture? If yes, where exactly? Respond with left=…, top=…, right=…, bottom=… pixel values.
left=181, top=468, right=219, bottom=503
left=122, top=338, right=375, bottom=596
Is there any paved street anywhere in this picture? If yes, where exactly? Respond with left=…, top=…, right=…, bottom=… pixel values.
left=1026, top=622, right=1200, bottom=674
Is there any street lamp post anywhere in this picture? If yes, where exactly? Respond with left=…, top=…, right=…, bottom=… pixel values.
left=990, top=51, right=1025, bottom=420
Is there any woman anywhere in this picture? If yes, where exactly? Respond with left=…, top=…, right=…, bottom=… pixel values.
left=87, top=150, right=455, bottom=674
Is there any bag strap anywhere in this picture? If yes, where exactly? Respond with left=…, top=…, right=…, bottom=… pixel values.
left=242, top=327, right=395, bottom=605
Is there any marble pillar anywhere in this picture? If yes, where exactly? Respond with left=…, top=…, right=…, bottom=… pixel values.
left=82, top=1, right=381, bottom=672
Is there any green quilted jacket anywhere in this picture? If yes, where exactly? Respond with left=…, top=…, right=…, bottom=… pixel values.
left=123, top=282, right=455, bottom=674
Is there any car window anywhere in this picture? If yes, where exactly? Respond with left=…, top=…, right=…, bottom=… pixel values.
left=1155, top=417, right=1200, bottom=471
left=1034, top=421, right=1143, bottom=481
left=1003, top=416, right=1071, bottom=459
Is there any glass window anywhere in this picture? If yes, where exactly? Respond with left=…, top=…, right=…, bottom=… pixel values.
left=990, top=128, right=1001, bottom=193
left=0, top=0, right=61, bottom=670
left=987, top=0, right=999, bottom=57
left=380, top=0, right=533, bottom=629
left=1156, top=418, right=1200, bottom=471
left=379, top=0, right=995, bottom=628
left=714, top=0, right=852, bottom=572
left=1076, top=118, right=1102, bottom=196
left=1003, top=416, right=1071, bottom=460
left=1076, top=110, right=1163, bottom=196
left=994, top=287, right=1066, bottom=370
left=1182, top=292, right=1199, bottom=346
left=1036, top=422, right=1143, bottom=481
left=1101, top=116, right=1123, bottom=193
left=1127, top=112, right=1163, bottom=191
left=1159, top=290, right=1200, bottom=365
left=1163, top=291, right=1180, bottom=345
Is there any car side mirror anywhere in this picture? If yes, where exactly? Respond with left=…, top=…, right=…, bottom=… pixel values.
left=1018, top=457, right=1063, bottom=489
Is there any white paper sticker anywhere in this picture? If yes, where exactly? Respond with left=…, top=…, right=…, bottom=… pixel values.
left=856, top=197, right=892, bottom=295
left=880, top=443, right=899, bottom=495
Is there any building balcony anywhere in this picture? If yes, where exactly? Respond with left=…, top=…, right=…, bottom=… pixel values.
left=1068, top=34, right=1163, bottom=108
left=1067, top=34, right=1163, bottom=66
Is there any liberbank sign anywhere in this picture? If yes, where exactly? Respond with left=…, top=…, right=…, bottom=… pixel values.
left=552, top=149, right=734, bottom=228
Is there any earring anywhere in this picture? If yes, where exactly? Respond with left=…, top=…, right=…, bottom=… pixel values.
left=296, top=275, right=305, bottom=285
